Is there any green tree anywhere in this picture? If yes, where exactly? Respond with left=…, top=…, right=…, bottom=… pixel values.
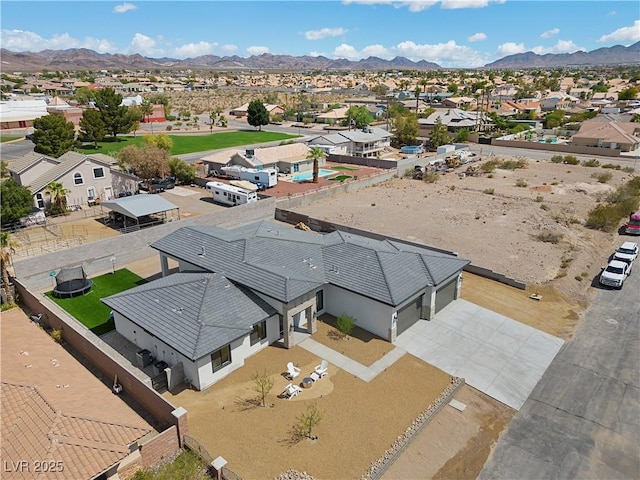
left=93, top=87, right=136, bottom=139
left=429, top=117, right=450, bottom=149
left=168, top=158, right=196, bottom=184
left=74, top=86, right=94, bottom=105
left=0, top=179, right=33, bottom=226
left=45, top=181, right=70, bottom=215
left=143, top=133, right=173, bottom=152
left=336, top=313, right=356, bottom=338
left=391, top=112, right=419, bottom=146
left=139, top=99, right=153, bottom=123
left=252, top=369, right=274, bottom=407
left=447, top=83, right=459, bottom=94
left=344, top=105, right=373, bottom=128
left=32, top=115, right=75, bottom=158
left=306, top=146, right=326, bottom=184
left=247, top=100, right=269, bottom=130
left=1, top=232, right=19, bottom=305
left=618, top=87, right=639, bottom=101
left=294, top=403, right=322, bottom=440
left=118, top=145, right=169, bottom=184
left=453, top=128, right=470, bottom=143
left=79, top=109, right=106, bottom=148
left=371, top=84, right=389, bottom=98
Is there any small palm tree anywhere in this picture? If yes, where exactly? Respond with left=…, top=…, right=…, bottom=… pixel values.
left=306, top=147, right=326, bottom=184
left=45, top=181, right=70, bottom=215
left=1, top=232, right=19, bottom=305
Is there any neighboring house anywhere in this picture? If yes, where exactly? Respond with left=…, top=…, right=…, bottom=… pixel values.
left=46, top=96, right=84, bottom=127
left=442, top=96, right=477, bottom=109
left=112, top=221, right=469, bottom=390
left=571, top=120, right=640, bottom=152
left=308, top=126, right=392, bottom=158
left=201, top=143, right=315, bottom=175
left=315, top=107, right=349, bottom=125
left=0, top=99, right=48, bottom=129
left=229, top=102, right=284, bottom=118
left=8, top=151, right=138, bottom=209
left=418, top=108, right=487, bottom=134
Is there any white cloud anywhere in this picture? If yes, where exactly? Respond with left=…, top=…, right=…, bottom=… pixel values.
left=113, top=3, right=137, bottom=14
left=305, top=27, right=347, bottom=40
left=468, top=32, right=487, bottom=42
left=497, top=42, right=526, bottom=56
left=598, top=20, right=640, bottom=44
left=170, top=42, right=220, bottom=58
left=341, top=0, right=504, bottom=12
left=219, top=44, right=238, bottom=54
left=128, top=33, right=158, bottom=56
left=1, top=29, right=116, bottom=53
left=246, top=46, right=270, bottom=55
left=332, top=39, right=487, bottom=67
left=540, top=28, right=559, bottom=39
left=308, top=51, right=328, bottom=57
left=532, top=40, right=584, bottom=55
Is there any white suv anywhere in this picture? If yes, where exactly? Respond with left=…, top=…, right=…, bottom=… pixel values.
left=599, top=260, right=630, bottom=288
left=613, top=241, right=638, bottom=272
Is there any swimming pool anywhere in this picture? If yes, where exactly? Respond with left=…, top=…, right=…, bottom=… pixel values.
left=291, top=169, right=335, bottom=182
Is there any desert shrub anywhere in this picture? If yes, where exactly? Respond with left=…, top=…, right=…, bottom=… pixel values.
left=601, top=163, right=621, bottom=170
left=540, top=204, right=550, bottom=211
left=560, top=258, right=573, bottom=269
left=165, top=115, right=176, bottom=121
left=551, top=154, right=564, bottom=163
left=498, top=158, right=528, bottom=170
left=51, top=328, right=63, bottom=343
left=423, top=172, right=439, bottom=183
left=481, top=160, right=498, bottom=173
left=1, top=303, right=17, bottom=311
left=165, top=125, right=173, bottom=131
left=574, top=275, right=583, bottom=281
left=555, top=271, right=567, bottom=279
left=582, top=158, right=600, bottom=167
left=536, top=230, right=563, bottom=244
left=535, top=194, right=544, bottom=202
left=564, top=155, right=579, bottom=165
left=483, top=188, right=495, bottom=195
left=515, top=178, right=528, bottom=188
left=404, top=168, right=414, bottom=178
left=592, top=172, right=613, bottom=183
left=622, top=167, right=636, bottom=174
left=336, top=313, right=356, bottom=337
left=585, top=178, right=640, bottom=232
left=174, top=121, right=182, bottom=126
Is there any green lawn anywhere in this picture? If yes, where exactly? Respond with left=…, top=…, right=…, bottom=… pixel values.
left=46, top=269, right=145, bottom=335
left=0, top=136, right=21, bottom=143
left=76, top=130, right=298, bottom=157
left=329, top=175, right=353, bottom=181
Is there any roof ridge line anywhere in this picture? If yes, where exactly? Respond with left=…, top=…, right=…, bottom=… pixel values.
left=375, top=250, right=396, bottom=305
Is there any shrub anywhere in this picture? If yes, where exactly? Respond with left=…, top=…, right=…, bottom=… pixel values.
left=51, top=328, right=63, bottom=343
left=165, top=115, right=177, bottom=121
left=498, top=158, right=528, bottom=170
left=483, top=188, right=495, bottom=195
left=582, top=158, right=600, bottom=167
left=574, top=275, right=583, bottom=281
left=555, top=271, right=567, bottom=279
left=536, top=230, right=563, bottom=244
left=551, top=154, right=564, bottom=163
left=560, top=258, right=573, bottom=269
left=423, top=172, right=439, bottom=183
left=515, top=178, right=528, bottom=188
left=294, top=402, right=322, bottom=440
left=165, top=125, right=173, bottom=131
left=540, top=203, right=550, bottom=211
left=592, top=172, right=613, bottom=183
left=252, top=369, right=274, bottom=407
left=535, top=194, right=544, bottom=202
left=336, top=313, right=356, bottom=338
left=601, top=163, right=621, bottom=170
left=564, top=155, right=579, bottom=165
left=404, top=168, right=414, bottom=178
left=481, top=160, right=498, bottom=173
left=1, top=303, right=17, bottom=311
left=622, top=167, right=636, bottom=174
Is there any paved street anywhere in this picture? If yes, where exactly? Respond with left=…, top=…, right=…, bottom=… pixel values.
left=479, top=264, right=640, bottom=478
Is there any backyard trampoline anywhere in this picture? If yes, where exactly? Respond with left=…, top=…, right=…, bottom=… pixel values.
left=53, top=266, right=93, bottom=298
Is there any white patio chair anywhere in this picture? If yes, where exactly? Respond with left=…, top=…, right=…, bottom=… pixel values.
left=287, top=362, right=301, bottom=380
left=314, top=359, right=329, bottom=378
left=283, top=383, right=302, bottom=400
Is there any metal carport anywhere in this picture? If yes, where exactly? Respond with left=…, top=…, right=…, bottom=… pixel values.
left=101, top=195, right=180, bottom=233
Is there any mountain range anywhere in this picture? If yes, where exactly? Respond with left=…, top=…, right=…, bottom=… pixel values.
left=1, top=42, right=638, bottom=72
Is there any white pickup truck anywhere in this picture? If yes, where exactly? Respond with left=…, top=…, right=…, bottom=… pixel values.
left=599, top=260, right=630, bottom=289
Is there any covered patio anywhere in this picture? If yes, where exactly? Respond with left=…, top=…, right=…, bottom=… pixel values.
left=101, top=195, right=180, bottom=233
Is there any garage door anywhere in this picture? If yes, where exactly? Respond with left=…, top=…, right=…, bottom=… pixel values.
left=396, top=295, right=423, bottom=335
left=435, top=278, right=457, bottom=314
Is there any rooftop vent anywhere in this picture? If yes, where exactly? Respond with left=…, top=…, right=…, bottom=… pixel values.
left=246, top=148, right=255, bottom=158
left=199, top=246, right=206, bottom=256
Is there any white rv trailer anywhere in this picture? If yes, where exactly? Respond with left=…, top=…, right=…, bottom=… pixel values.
left=220, top=165, right=278, bottom=188
left=205, top=181, right=257, bottom=206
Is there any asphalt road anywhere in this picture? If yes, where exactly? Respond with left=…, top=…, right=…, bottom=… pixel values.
left=0, top=139, right=35, bottom=161
left=479, top=251, right=640, bottom=479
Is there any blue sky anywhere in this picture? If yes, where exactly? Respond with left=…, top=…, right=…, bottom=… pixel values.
left=1, top=1, right=639, bottom=68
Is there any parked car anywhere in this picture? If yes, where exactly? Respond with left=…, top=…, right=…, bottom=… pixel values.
left=613, top=241, right=638, bottom=272
left=599, top=260, right=630, bottom=288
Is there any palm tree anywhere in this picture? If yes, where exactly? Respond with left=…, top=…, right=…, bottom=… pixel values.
left=306, top=147, right=326, bottom=184
left=45, top=181, right=70, bottom=215
left=1, top=232, right=19, bottom=305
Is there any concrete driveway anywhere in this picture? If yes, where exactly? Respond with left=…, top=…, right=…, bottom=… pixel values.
left=395, top=299, right=564, bottom=410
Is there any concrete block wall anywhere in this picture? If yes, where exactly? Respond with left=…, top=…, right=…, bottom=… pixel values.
left=117, top=427, right=181, bottom=479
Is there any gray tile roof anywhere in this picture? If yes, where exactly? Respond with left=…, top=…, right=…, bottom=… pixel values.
left=151, top=220, right=470, bottom=306
left=7, top=151, right=54, bottom=174
left=102, top=272, right=277, bottom=360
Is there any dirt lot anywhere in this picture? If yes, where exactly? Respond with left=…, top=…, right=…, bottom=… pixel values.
left=294, top=158, right=634, bottom=315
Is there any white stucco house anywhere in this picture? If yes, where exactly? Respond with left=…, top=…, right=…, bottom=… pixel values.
left=103, top=221, right=469, bottom=391
left=8, top=151, right=139, bottom=209
left=308, top=126, right=393, bottom=158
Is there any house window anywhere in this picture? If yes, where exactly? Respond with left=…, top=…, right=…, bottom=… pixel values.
left=36, top=193, right=44, bottom=209
left=211, top=345, right=231, bottom=372
left=93, top=167, right=105, bottom=179
left=316, top=290, right=324, bottom=311
left=73, top=172, right=84, bottom=185
left=250, top=320, right=267, bottom=345
left=293, top=164, right=300, bottom=173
